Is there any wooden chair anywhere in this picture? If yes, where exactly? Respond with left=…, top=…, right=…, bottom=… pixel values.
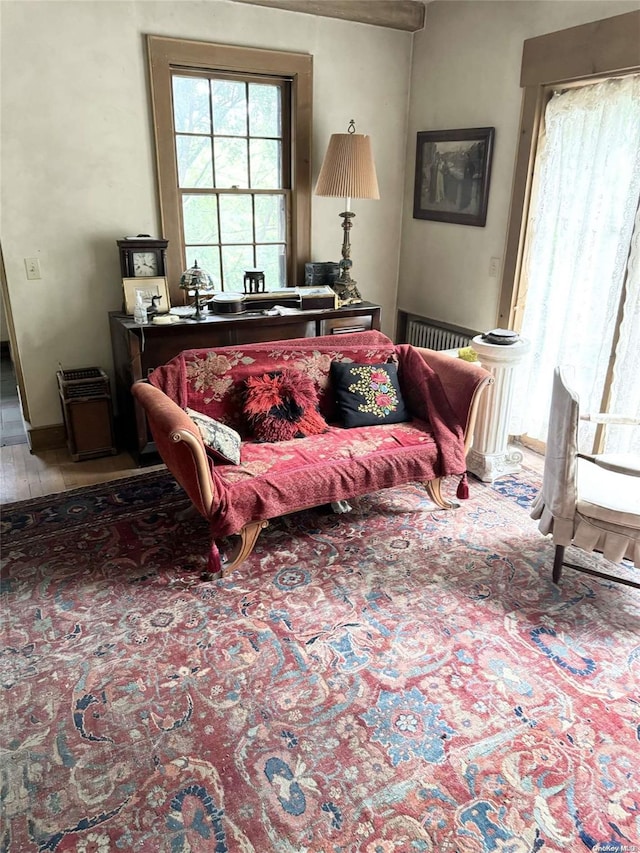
left=531, top=367, right=640, bottom=588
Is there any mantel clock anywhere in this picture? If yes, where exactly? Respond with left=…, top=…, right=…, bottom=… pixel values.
left=117, top=236, right=168, bottom=279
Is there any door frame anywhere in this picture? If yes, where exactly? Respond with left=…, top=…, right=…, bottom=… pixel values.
left=0, top=241, right=29, bottom=425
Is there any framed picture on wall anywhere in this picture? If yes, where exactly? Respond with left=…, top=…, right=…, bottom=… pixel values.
left=413, top=127, right=495, bottom=226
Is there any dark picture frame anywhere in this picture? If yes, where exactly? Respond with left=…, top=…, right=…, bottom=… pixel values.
left=413, top=127, right=495, bottom=226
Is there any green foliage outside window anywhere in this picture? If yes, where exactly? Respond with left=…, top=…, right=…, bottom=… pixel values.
left=173, top=74, right=287, bottom=291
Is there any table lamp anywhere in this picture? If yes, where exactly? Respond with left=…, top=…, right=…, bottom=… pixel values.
left=179, top=260, right=214, bottom=321
left=314, top=119, right=380, bottom=305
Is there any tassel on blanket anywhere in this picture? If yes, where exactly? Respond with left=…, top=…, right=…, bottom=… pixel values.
left=456, top=472, right=469, bottom=500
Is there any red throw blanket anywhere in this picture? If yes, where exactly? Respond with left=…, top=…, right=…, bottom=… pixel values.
left=148, top=331, right=398, bottom=427
left=149, top=337, right=468, bottom=484
left=145, top=337, right=472, bottom=574
left=396, top=345, right=468, bottom=494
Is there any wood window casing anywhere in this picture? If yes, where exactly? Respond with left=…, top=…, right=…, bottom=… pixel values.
left=498, top=10, right=640, bottom=329
left=147, top=36, right=312, bottom=304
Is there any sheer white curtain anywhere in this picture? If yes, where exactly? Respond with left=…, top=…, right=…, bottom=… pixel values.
left=514, top=75, right=640, bottom=449
left=607, top=201, right=640, bottom=454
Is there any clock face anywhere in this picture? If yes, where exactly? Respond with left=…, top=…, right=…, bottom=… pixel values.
left=132, top=252, right=159, bottom=276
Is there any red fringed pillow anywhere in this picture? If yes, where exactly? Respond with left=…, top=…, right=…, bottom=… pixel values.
left=244, top=368, right=328, bottom=442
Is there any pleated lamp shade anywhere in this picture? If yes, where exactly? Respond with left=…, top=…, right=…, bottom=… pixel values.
left=315, top=131, right=380, bottom=200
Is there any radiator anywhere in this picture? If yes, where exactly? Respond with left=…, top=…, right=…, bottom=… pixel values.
left=406, top=319, right=472, bottom=351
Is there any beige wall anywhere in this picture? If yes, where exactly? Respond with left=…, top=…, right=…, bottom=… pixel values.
left=4, top=0, right=639, bottom=432
left=398, top=0, right=640, bottom=333
left=0, top=0, right=411, bottom=428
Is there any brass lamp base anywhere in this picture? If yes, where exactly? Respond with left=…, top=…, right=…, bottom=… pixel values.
left=332, top=277, right=362, bottom=306
left=332, top=213, right=362, bottom=305
left=330, top=210, right=363, bottom=306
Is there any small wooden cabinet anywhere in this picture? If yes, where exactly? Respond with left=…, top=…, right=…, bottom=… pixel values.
left=109, top=302, right=381, bottom=463
left=57, top=368, right=117, bottom=461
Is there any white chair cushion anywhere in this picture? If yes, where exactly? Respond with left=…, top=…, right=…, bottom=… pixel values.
left=576, top=457, right=640, bottom=530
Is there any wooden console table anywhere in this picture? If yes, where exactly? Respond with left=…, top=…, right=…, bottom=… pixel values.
left=109, top=302, right=381, bottom=463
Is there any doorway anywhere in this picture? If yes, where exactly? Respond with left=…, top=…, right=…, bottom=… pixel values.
left=1, top=347, right=28, bottom=447
left=0, top=244, right=29, bottom=447
left=511, top=74, right=640, bottom=457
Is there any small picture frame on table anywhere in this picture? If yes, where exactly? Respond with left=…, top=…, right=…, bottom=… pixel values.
left=413, top=127, right=495, bottom=227
left=122, top=277, right=171, bottom=315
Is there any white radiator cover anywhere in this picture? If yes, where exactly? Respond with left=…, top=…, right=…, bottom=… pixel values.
left=406, top=319, right=472, bottom=351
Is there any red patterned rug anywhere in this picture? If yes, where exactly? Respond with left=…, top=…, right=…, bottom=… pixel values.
left=1, top=469, right=638, bottom=853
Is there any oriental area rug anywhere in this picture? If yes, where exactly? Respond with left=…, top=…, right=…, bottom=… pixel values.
left=1, top=467, right=638, bottom=853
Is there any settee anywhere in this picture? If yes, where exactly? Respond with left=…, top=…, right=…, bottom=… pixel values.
left=132, top=331, right=492, bottom=575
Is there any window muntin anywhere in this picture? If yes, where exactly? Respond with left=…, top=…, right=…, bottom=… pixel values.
left=171, top=73, right=288, bottom=291
left=147, top=37, right=311, bottom=302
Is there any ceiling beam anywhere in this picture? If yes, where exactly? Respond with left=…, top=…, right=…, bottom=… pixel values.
left=228, top=0, right=426, bottom=32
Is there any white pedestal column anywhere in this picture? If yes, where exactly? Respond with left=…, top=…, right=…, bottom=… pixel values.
left=467, top=335, right=530, bottom=482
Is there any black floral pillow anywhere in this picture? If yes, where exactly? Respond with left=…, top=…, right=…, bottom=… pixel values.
left=331, top=362, right=409, bottom=427
left=185, top=407, right=241, bottom=465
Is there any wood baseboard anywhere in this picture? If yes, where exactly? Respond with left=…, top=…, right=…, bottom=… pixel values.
left=28, top=424, right=67, bottom=452
left=516, top=434, right=546, bottom=455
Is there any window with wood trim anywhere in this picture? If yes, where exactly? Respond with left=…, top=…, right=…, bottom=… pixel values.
left=147, top=36, right=312, bottom=303
left=500, top=11, right=640, bottom=456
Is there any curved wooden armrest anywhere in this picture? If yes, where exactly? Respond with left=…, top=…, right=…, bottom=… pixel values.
left=593, top=453, right=640, bottom=477
left=579, top=451, right=640, bottom=477
left=131, top=381, right=218, bottom=517
left=169, top=428, right=217, bottom=512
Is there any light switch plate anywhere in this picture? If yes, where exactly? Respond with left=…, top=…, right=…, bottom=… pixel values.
left=25, top=258, right=41, bottom=280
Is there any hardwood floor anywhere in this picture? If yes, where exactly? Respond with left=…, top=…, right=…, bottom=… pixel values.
left=1, top=345, right=164, bottom=504
left=1, top=351, right=28, bottom=448
left=0, top=443, right=163, bottom=504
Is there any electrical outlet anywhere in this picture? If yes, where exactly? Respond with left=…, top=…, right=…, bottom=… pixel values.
left=25, top=258, right=41, bottom=280
left=488, top=257, right=501, bottom=278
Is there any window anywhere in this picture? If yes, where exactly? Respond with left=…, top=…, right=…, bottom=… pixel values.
left=173, top=73, right=288, bottom=289
left=147, top=36, right=312, bottom=302
left=512, top=75, right=640, bottom=456
left=499, top=11, right=640, bottom=453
